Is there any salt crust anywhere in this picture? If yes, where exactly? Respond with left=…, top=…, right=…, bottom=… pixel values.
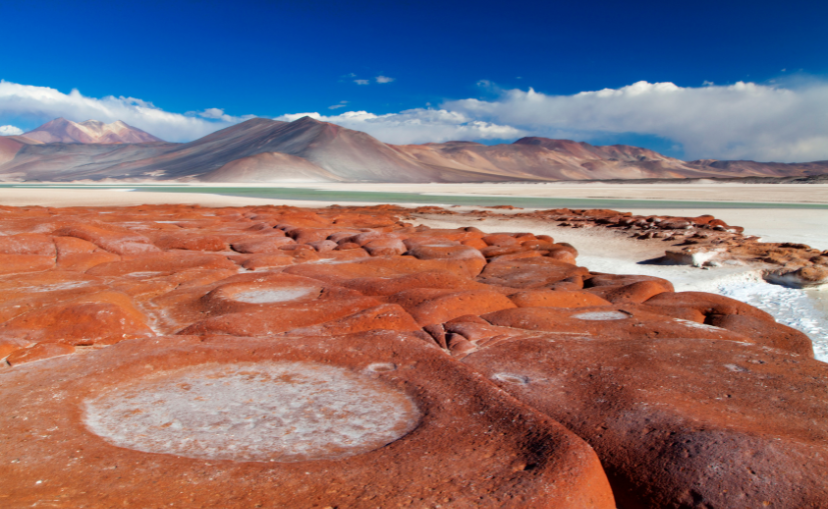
left=84, top=361, right=420, bottom=462
left=233, top=287, right=317, bottom=304
left=572, top=311, right=629, bottom=321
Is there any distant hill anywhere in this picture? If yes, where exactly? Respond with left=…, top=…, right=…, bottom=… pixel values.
left=1, top=116, right=826, bottom=183
left=21, top=118, right=163, bottom=144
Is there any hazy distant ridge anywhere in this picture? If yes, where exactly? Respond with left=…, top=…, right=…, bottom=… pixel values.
left=1, top=117, right=826, bottom=183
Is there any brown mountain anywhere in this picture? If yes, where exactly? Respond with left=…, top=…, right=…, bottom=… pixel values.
left=393, top=138, right=828, bottom=181
left=0, top=117, right=511, bottom=182
left=1, top=116, right=826, bottom=183
left=21, top=118, right=163, bottom=144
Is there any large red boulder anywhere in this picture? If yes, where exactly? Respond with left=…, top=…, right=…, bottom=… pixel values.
left=478, top=257, right=589, bottom=289
left=0, top=290, right=154, bottom=345
left=386, top=288, right=516, bottom=326
left=462, top=335, right=828, bottom=508
left=0, top=332, right=615, bottom=508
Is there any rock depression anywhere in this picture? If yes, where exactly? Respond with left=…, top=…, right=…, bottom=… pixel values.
left=0, top=203, right=825, bottom=508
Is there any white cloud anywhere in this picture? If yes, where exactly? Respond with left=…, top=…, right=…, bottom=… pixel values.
left=375, top=76, right=394, bottom=84
left=275, top=108, right=524, bottom=144
left=445, top=80, right=828, bottom=162
left=190, top=107, right=253, bottom=123
left=0, top=124, right=23, bottom=136
left=354, top=79, right=370, bottom=85
left=0, top=80, right=252, bottom=142
left=5, top=78, right=827, bottom=162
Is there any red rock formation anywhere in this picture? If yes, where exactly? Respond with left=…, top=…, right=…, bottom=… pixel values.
left=0, top=203, right=824, bottom=508
left=462, top=336, right=828, bottom=508
left=0, top=333, right=614, bottom=508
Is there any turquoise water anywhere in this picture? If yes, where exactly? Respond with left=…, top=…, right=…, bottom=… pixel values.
left=5, top=184, right=828, bottom=210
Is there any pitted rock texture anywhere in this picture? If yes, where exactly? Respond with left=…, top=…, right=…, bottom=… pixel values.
left=0, top=203, right=824, bottom=508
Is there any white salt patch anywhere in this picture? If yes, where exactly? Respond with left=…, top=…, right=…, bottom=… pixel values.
left=724, top=363, right=748, bottom=373
left=234, top=287, right=317, bottom=304
left=719, top=281, right=828, bottom=363
left=83, top=362, right=420, bottom=462
left=21, top=281, right=91, bottom=293
left=674, top=318, right=723, bottom=331
left=492, top=373, right=530, bottom=384
left=572, top=311, right=629, bottom=321
left=367, top=362, right=397, bottom=373
left=126, top=271, right=167, bottom=279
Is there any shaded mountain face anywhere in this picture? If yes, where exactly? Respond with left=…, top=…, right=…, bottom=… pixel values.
left=1, top=116, right=826, bottom=183
left=21, top=118, right=164, bottom=144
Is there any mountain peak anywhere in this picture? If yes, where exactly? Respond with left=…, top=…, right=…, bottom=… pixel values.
left=292, top=115, right=325, bottom=125
left=22, top=118, right=164, bottom=144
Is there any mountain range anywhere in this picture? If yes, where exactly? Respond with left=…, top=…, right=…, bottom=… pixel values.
left=20, top=118, right=163, bottom=144
left=0, top=117, right=826, bottom=183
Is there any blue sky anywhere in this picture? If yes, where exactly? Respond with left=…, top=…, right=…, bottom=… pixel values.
left=1, top=0, right=827, bottom=161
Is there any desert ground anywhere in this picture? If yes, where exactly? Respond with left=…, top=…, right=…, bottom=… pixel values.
left=4, top=182, right=825, bottom=361
left=2, top=182, right=827, bottom=507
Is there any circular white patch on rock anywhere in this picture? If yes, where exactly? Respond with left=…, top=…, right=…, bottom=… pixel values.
left=572, top=311, right=630, bottom=321
left=83, top=362, right=420, bottom=462
left=233, top=287, right=317, bottom=304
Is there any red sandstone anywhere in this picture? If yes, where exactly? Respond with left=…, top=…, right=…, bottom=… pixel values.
left=0, top=203, right=824, bottom=508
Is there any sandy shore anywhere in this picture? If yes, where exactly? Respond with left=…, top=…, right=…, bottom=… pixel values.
left=298, top=182, right=828, bottom=205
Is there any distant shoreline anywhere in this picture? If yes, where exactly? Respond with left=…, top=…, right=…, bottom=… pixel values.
left=2, top=182, right=828, bottom=209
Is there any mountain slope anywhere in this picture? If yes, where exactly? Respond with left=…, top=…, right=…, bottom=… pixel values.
left=134, top=116, right=512, bottom=182
left=1, top=117, right=525, bottom=182
left=2, top=116, right=827, bottom=183
left=201, top=152, right=343, bottom=183
left=392, top=138, right=765, bottom=180
left=21, top=118, right=163, bottom=144
left=686, top=159, right=828, bottom=177
left=0, top=135, right=43, bottom=166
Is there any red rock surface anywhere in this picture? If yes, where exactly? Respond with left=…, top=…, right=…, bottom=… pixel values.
left=0, top=203, right=824, bottom=508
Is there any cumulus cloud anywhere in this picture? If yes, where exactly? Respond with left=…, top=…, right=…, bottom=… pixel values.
left=275, top=108, right=524, bottom=144
left=375, top=76, right=394, bottom=84
left=5, top=77, right=826, bottom=162
left=0, top=80, right=252, bottom=142
left=189, top=107, right=254, bottom=123
left=0, top=124, right=23, bottom=136
left=445, top=80, right=828, bottom=162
